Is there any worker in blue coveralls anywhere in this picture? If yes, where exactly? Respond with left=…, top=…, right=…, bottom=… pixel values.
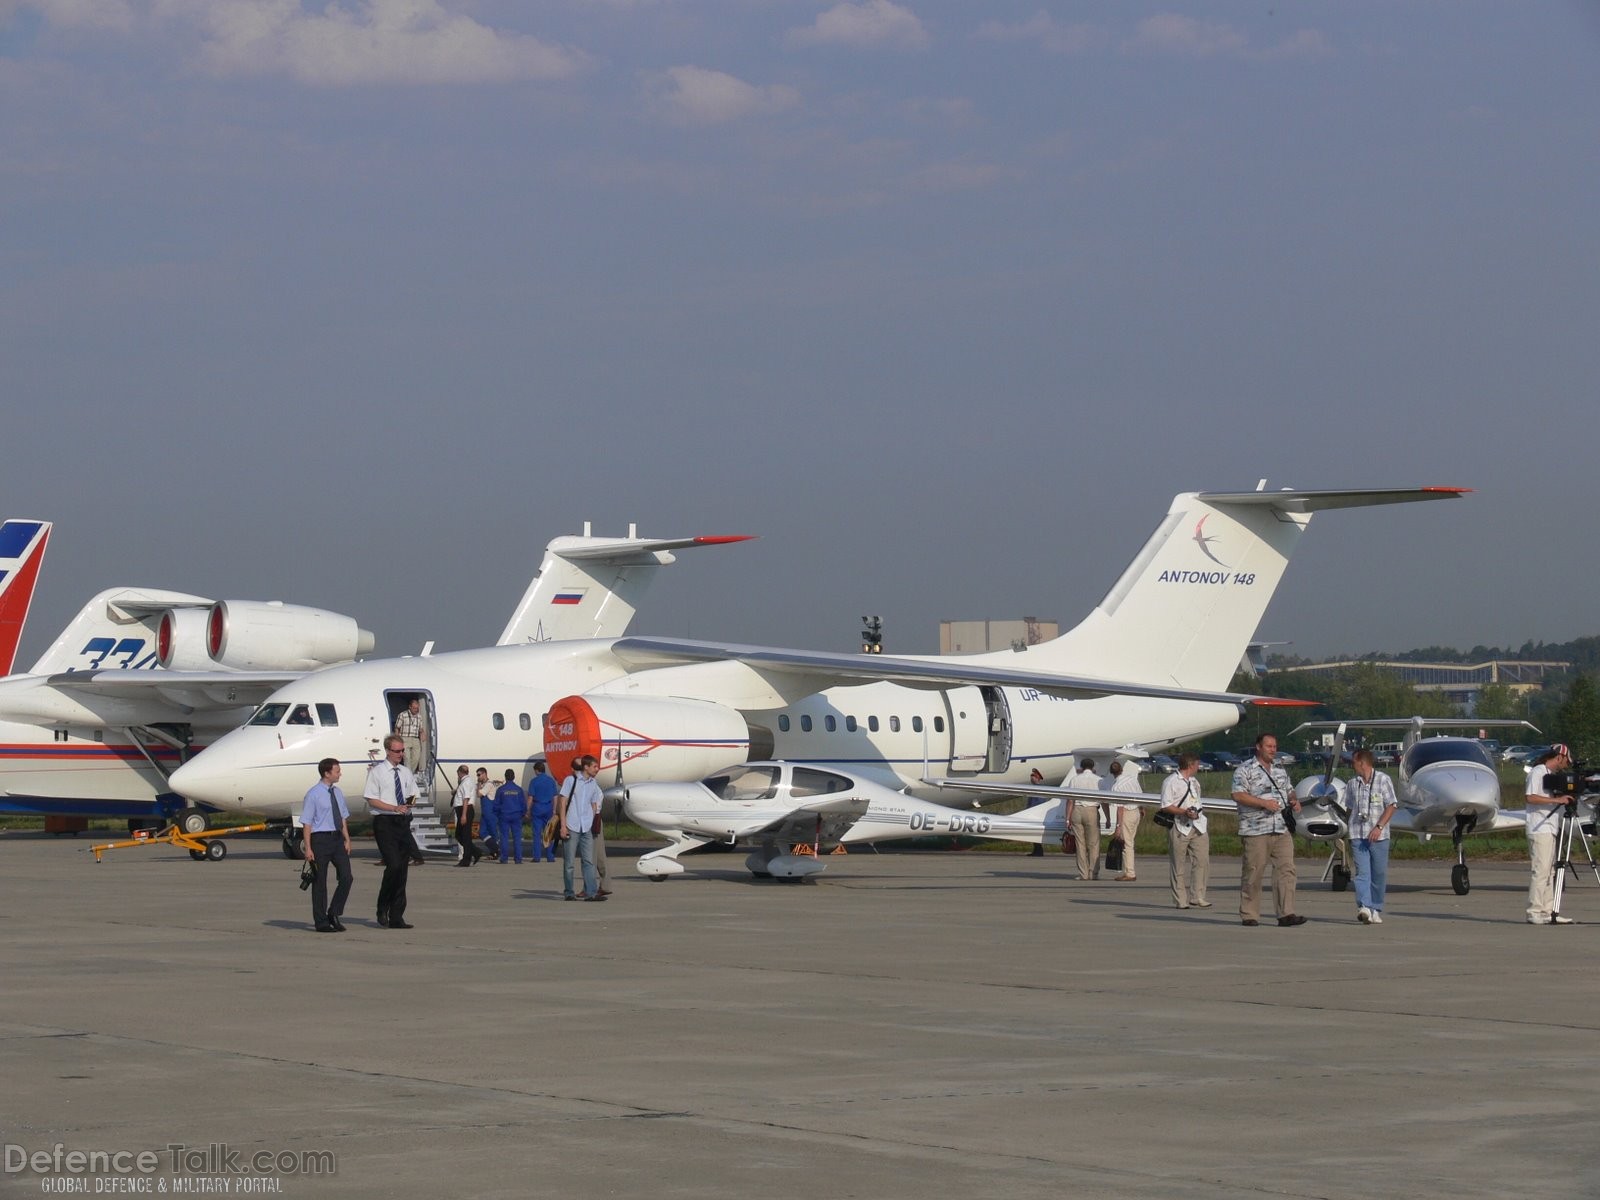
left=529, top=760, right=559, bottom=863
left=494, top=769, right=528, bottom=864
left=475, top=767, right=499, bottom=858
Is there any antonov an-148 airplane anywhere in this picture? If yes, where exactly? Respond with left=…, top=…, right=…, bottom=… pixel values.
left=1290, top=717, right=1539, bottom=896
left=169, top=486, right=1466, bottom=822
left=0, top=522, right=744, bottom=829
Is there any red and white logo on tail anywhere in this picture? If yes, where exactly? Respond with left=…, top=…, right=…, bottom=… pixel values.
left=0, top=520, right=51, bottom=677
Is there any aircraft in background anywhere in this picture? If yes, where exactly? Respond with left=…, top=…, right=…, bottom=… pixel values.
left=623, top=759, right=1238, bottom=880
left=169, top=486, right=1466, bottom=823
left=1291, top=717, right=1539, bottom=895
left=0, top=525, right=744, bottom=831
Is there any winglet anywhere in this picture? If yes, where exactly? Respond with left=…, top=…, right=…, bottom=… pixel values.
left=0, top=519, right=52, bottom=676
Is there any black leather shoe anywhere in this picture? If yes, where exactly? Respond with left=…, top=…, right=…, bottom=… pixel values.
left=1241, top=919, right=1259, bottom=926
left=328, top=917, right=346, bottom=932
left=1277, top=914, right=1307, bottom=927
left=314, top=924, right=337, bottom=933
left=376, top=911, right=389, bottom=926
left=387, top=919, right=414, bottom=929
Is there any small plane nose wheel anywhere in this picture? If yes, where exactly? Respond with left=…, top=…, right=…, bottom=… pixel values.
left=1451, top=863, right=1470, bottom=895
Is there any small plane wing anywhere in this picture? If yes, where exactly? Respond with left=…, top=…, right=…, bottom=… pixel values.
left=609, top=637, right=1309, bottom=709
left=925, top=777, right=1238, bottom=815
left=727, top=795, right=872, bottom=843
left=46, top=669, right=301, bottom=710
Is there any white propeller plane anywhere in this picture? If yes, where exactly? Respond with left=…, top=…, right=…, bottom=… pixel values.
left=0, top=524, right=741, bottom=831
left=1290, top=717, right=1539, bottom=895
left=623, top=759, right=1240, bottom=880
left=168, top=486, right=1466, bottom=824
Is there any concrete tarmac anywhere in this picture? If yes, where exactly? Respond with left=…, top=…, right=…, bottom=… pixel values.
left=3, top=831, right=1599, bottom=1199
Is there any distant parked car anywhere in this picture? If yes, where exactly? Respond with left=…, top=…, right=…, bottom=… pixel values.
left=1149, top=755, right=1180, bottom=774
left=1500, top=744, right=1536, bottom=763
left=1274, top=750, right=1297, bottom=767
left=1199, top=750, right=1242, bottom=772
left=1510, top=745, right=1551, bottom=765
left=1371, top=742, right=1403, bottom=766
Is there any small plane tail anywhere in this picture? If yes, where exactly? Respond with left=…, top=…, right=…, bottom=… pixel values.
left=497, top=527, right=754, bottom=646
left=28, top=587, right=214, bottom=676
left=995, top=487, right=1466, bottom=691
left=0, top=520, right=51, bottom=676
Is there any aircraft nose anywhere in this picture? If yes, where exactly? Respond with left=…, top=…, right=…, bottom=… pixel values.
left=169, top=751, right=243, bottom=808
left=1414, top=764, right=1501, bottom=815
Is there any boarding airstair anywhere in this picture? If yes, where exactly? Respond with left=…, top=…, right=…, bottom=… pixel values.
left=409, top=768, right=455, bottom=856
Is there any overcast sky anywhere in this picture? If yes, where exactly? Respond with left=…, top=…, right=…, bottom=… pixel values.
left=3, top=0, right=1597, bottom=670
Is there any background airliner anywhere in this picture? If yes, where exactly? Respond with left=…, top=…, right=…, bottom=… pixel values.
left=169, top=486, right=1466, bottom=823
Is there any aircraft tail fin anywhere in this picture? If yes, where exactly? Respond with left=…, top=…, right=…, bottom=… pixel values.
left=998, top=487, right=1466, bottom=691
left=0, top=520, right=52, bottom=676
left=497, top=527, right=754, bottom=646
left=28, top=587, right=213, bottom=676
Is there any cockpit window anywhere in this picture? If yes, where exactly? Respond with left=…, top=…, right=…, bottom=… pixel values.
left=792, top=768, right=853, bottom=797
left=703, top=766, right=781, bottom=802
left=286, top=705, right=314, bottom=726
left=248, top=703, right=289, bottom=727
left=316, top=704, right=339, bottom=727
left=1403, top=739, right=1494, bottom=772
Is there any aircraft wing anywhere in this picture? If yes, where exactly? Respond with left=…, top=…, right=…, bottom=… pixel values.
left=609, top=637, right=1307, bottom=709
left=926, top=778, right=1238, bottom=815
left=45, top=669, right=300, bottom=710
left=727, top=795, right=872, bottom=843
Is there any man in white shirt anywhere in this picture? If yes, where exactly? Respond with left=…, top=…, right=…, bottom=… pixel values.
left=1525, top=743, right=1574, bottom=925
left=1346, top=749, right=1398, bottom=924
left=1066, top=758, right=1106, bottom=881
left=365, top=735, right=418, bottom=928
left=1105, top=759, right=1144, bottom=881
left=1158, top=753, right=1210, bottom=910
left=452, top=764, right=482, bottom=868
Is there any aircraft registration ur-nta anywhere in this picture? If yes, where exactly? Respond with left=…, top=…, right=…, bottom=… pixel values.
left=1290, top=717, right=1540, bottom=896
left=0, top=522, right=745, bottom=831
left=168, top=485, right=1467, bottom=823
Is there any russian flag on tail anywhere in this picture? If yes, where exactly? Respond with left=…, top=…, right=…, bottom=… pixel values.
left=551, top=590, right=586, bottom=606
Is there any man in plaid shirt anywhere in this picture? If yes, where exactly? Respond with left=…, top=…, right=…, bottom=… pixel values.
left=1230, top=733, right=1306, bottom=927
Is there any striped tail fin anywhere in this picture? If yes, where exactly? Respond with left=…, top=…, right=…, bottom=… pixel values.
left=0, top=520, right=51, bottom=676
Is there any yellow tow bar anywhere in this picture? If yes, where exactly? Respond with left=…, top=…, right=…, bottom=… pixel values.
left=90, top=823, right=271, bottom=863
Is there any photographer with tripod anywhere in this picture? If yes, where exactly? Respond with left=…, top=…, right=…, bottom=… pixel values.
left=1525, top=743, right=1575, bottom=926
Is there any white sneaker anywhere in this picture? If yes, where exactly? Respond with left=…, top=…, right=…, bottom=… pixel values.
left=1357, top=907, right=1371, bottom=924
left=1370, top=912, right=1383, bottom=924
left=1552, top=914, right=1576, bottom=925
left=1528, top=916, right=1549, bottom=925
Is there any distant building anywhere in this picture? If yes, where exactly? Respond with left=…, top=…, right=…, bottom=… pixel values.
left=1276, top=659, right=1570, bottom=709
left=940, top=618, right=1059, bottom=655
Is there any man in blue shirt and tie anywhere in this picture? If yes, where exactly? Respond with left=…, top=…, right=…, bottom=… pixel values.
left=301, top=757, right=353, bottom=933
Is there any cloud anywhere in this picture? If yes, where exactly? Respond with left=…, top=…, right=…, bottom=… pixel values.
left=1124, top=13, right=1331, bottom=60
left=163, top=0, right=588, bottom=86
left=786, top=0, right=929, bottom=52
left=17, top=0, right=134, bottom=30
left=975, top=11, right=1105, bottom=56
left=645, top=65, right=799, bottom=125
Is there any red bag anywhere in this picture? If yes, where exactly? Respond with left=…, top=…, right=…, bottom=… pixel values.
left=1062, top=830, right=1077, bottom=854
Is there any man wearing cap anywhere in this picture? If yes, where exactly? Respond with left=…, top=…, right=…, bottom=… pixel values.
left=1525, top=743, right=1575, bottom=925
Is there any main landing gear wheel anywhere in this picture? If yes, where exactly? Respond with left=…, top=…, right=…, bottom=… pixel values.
left=177, top=808, right=209, bottom=835
left=281, top=831, right=304, bottom=860
left=189, top=849, right=206, bottom=861
left=1331, top=864, right=1351, bottom=892
left=1451, top=863, right=1470, bottom=895
left=204, top=840, right=228, bottom=862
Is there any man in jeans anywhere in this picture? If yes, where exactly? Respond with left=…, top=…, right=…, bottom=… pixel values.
left=1231, top=733, right=1305, bottom=927
left=559, top=756, right=605, bottom=902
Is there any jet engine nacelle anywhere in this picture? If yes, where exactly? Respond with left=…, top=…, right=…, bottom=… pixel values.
left=1294, top=776, right=1348, bottom=841
left=203, top=601, right=377, bottom=671
left=155, top=607, right=216, bottom=670
left=544, top=693, right=757, bottom=785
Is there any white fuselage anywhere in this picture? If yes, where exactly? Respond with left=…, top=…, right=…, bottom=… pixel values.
left=169, top=639, right=1240, bottom=818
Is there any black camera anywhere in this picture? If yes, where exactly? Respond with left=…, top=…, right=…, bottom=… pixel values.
left=1543, top=763, right=1599, bottom=800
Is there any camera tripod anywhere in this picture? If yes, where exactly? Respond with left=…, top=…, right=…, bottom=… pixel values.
left=1549, top=797, right=1600, bottom=921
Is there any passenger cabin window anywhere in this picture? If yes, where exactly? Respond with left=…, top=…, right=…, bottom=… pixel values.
left=801, top=715, right=813, bottom=732
left=248, top=703, right=289, bottom=727
left=792, top=768, right=852, bottom=797
left=704, top=765, right=781, bottom=802
left=868, top=716, right=880, bottom=733
left=934, top=716, right=946, bottom=732
left=316, top=704, right=339, bottom=727
left=825, top=715, right=837, bottom=732
left=778, top=714, right=791, bottom=732
left=519, top=713, right=531, bottom=731
left=912, top=716, right=923, bottom=733
left=492, top=713, right=505, bottom=731
left=846, top=716, right=858, bottom=733
left=889, top=716, right=901, bottom=733
left=286, top=705, right=313, bottom=726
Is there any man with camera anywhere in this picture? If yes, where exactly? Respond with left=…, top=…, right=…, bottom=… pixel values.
left=1158, top=752, right=1210, bottom=910
left=1231, top=733, right=1305, bottom=927
left=1525, top=742, right=1575, bottom=926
